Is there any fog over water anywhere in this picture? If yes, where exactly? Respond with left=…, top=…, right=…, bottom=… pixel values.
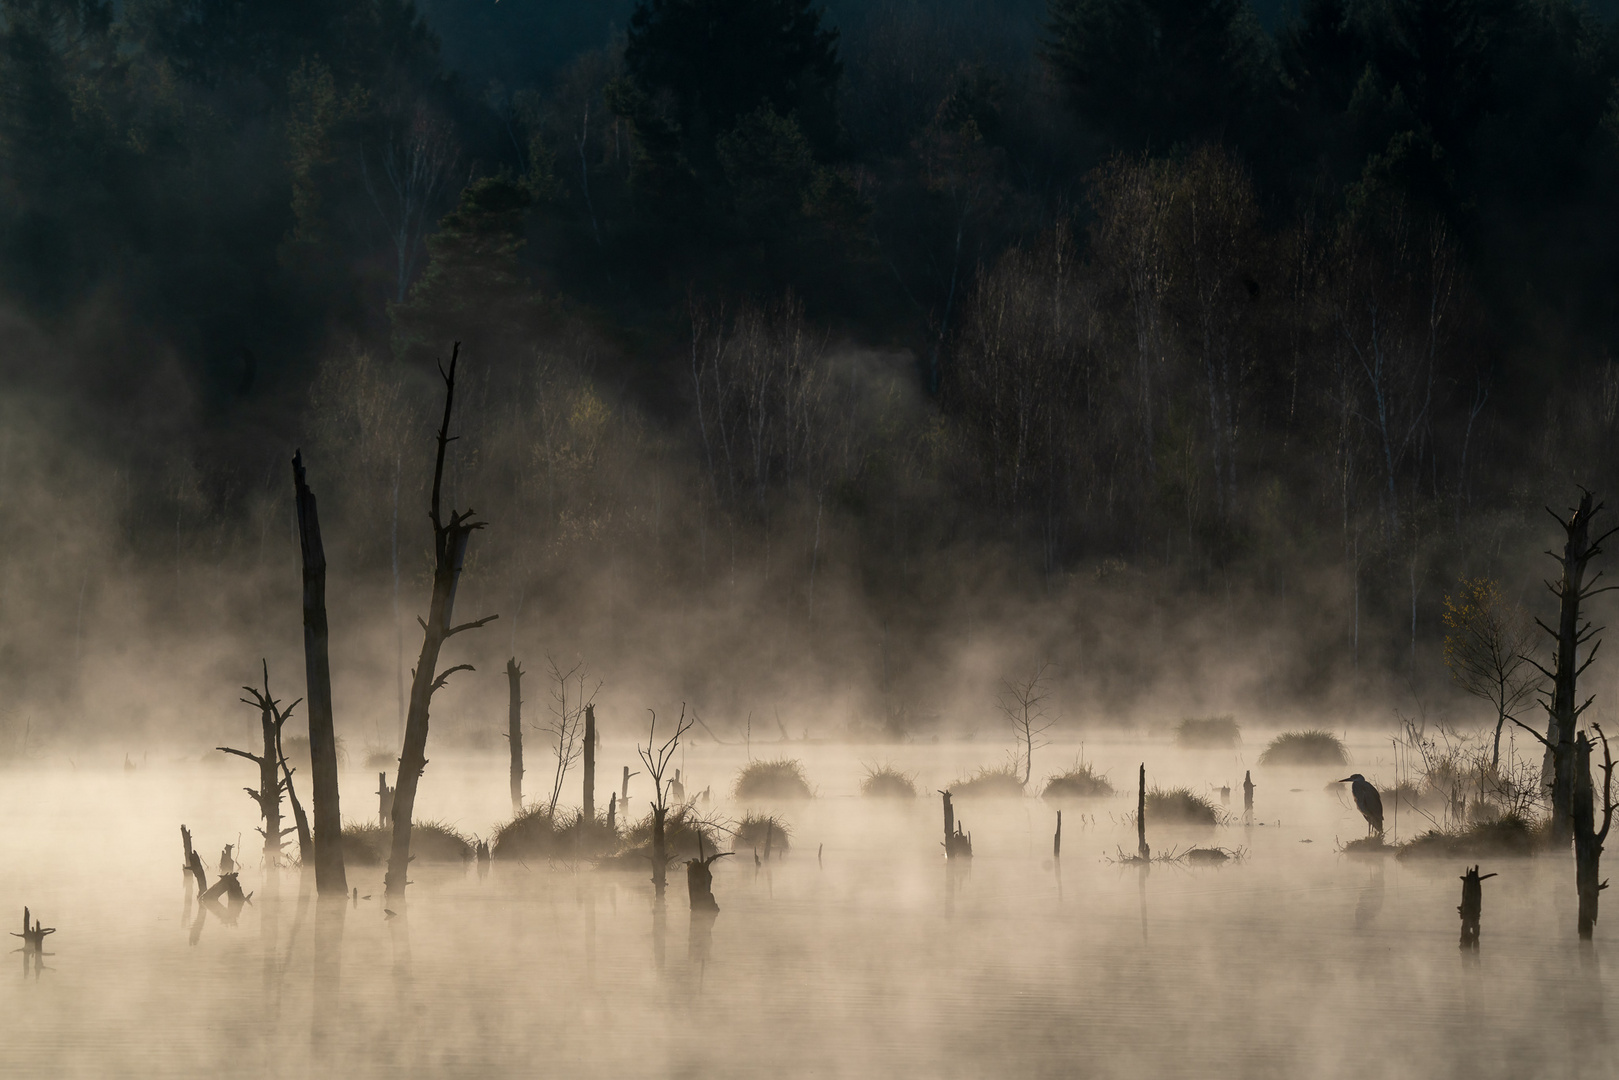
left=3, top=734, right=1611, bottom=1079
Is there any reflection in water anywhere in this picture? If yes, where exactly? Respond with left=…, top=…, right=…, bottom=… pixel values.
left=1136, top=863, right=1150, bottom=945
left=689, top=908, right=717, bottom=977
left=312, top=896, right=346, bottom=1057
left=1355, top=861, right=1386, bottom=930
left=652, top=900, right=667, bottom=976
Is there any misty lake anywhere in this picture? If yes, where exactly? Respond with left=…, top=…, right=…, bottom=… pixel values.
left=1, top=736, right=1611, bottom=1079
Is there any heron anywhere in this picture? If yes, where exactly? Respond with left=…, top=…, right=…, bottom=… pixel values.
left=1338, top=774, right=1384, bottom=836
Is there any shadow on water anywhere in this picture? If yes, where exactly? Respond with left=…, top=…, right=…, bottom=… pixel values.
left=652, top=899, right=667, bottom=976
left=1355, top=861, right=1385, bottom=931
left=312, top=895, right=345, bottom=1056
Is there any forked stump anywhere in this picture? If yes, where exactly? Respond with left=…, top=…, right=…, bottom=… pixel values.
left=687, top=847, right=731, bottom=913
left=940, top=790, right=972, bottom=859
left=11, top=908, right=55, bottom=953
left=1458, top=865, right=1496, bottom=949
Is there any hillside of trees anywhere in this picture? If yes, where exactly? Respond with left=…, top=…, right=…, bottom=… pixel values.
left=2, top=0, right=1618, bottom=739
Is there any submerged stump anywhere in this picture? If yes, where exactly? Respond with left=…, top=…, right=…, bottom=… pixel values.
left=1458, top=865, right=1496, bottom=949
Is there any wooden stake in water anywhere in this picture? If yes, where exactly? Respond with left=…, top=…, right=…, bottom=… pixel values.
left=1054, top=810, right=1062, bottom=858
left=1137, top=764, right=1150, bottom=861
left=1458, top=865, right=1496, bottom=949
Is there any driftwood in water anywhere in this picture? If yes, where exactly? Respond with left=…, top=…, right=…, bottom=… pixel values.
left=377, top=772, right=395, bottom=829
left=1137, top=764, right=1150, bottom=861
left=219, top=661, right=301, bottom=866
left=181, top=824, right=207, bottom=895
left=940, top=790, right=972, bottom=859
left=293, top=451, right=347, bottom=896
left=1054, top=810, right=1062, bottom=858
left=583, top=704, right=596, bottom=820
left=506, top=658, right=524, bottom=817
left=1458, top=865, right=1496, bottom=948
left=1573, top=725, right=1615, bottom=939
left=387, top=344, right=498, bottom=899
left=10, top=908, right=54, bottom=952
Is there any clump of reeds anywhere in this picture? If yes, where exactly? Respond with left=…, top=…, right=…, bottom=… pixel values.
left=733, top=813, right=792, bottom=853
left=342, top=819, right=473, bottom=865
left=599, top=804, right=724, bottom=868
left=1143, top=787, right=1221, bottom=825
left=1175, top=716, right=1241, bottom=748
left=1040, top=761, right=1115, bottom=800
left=1258, top=730, right=1349, bottom=766
left=860, top=763, right=917, bottom=798
left=1341, top=834, right=1396, bottom=855
left=951, top=762, right=1025, bottom=798
left=734, top=758, right=813, bottom=800
left=491, top=806, right=620, bottom=861
left=1395, top=814, right=1538, bottom=859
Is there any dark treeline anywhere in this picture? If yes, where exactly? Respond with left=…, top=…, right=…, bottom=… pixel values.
left=2, top=0, right=1618, bottom=737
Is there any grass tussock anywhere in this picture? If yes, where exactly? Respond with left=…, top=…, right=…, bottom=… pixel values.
left=1396, top=814, right=1539, bottom=859
left=1341, top=835, right=1397, bottom=855
left=490, top=806, right=620, bottom=861
left=342, top=819, right=472, bottom=865
left=1175, top=716, right=1241, bottom=748
left=1041, top=761, right=1115, bottom=800
left=1258, top=730, right=1349, bottom=766
left=860, top=763, right=917, bottom=798
left=733, top=813, right=792, bottom=853
left=734, top=758, right=813, bottom=801
left=1144, top=787, right=1221, bottom=825
left=599, top=804, right=725, bottom=868
left=951, top=763, right=1026, bottom=798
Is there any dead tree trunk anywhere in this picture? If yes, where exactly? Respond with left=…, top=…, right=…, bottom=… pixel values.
left=506, top=659, right=524, bottom=817
left=1523, top=492, right=1616, bottom=850
left=687, top=847, right=730, bottom=913
left=218, top=661, right=299, bottom=867
left=1243, top=769, right=1254, bottom=822
left=651, top=806, right=668, bottom=897
left=1054, top=810, right=1062, bottom=858
left=639, top=706, right=694, bottom=900
left=583, top=704, right=596, bottom=821
left=180, top=824, right=207, bottom=895
left=293, top=452, right=346, bottom=897
left=10, top=908, right=54, bottom=953
left=273, top=720, right=313, bottom=865
left=1573, top=726, right=1615, bottom=939
left=377, top=772, right=395, bottom=829
left=940, top=790, right=972, bottom=858
left=1137, top=764, right=1150, bottom=861
left=387, top=344, right=498, bottom=899
left=607, top=792, right=617, bottom=833
left=1458, top=865, right=1495, bottom=948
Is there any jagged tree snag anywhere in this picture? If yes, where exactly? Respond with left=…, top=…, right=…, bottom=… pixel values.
left=377, top=773, right=395, bottom=829
left=583, top=704, right=596, bottom=821
left=292, top=450, right=346, bottom=896
left=940, top=790, right=971, bottom=858
left=1458, top=865, right=1495, bottom=949
left=386, top=344, right=498, bottom=899
left=506, top=658, right=524, bottom=816
left=217, top=661, right=301, bottom=867
left=279, top=734, right=313, bottom=865
left=180, top=825, right=207, bottom=895
left=638, top=705, right=694, bottom=900
left=1137, top=764, right=1150, bottom=861
left=1510, top=491, right=1616, bottom=849
left=1572, top=725, right=1615, bottom=939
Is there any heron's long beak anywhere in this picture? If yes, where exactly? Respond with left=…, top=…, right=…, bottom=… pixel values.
left=1336, top=777, right=1353, bottom=783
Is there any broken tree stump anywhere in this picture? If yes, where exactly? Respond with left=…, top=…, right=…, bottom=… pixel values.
left=583, top=703, right=596, bottom=821
left=940, top=790, right=972, bottom=859
left=181, top=824, right=207, bottom=896
left=1137, top=764, right=1150, bottom=861
left=10, top=908, right=54, bottom=953
left=377, top=772, right=395, bottom=830
left=507, top=658, right=524, bottom=817
left=1458, top=865, right=1497, bottom=949
left=1054, top=810, right=1062, bottom=859
left=686, top=847, right=731, bottom=913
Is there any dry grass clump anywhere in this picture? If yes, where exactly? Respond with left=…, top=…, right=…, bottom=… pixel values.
left=342, top=820, right=473, bottom=865
left=1258, top=730, right=1349, bottom=766
left=599, top=805, right=725, bottom=868
left=491, top=806, right=620, bottom=861
left=734, top=758, right=813, bottom=800
left=1041, top=761, right=1115, bottom=800
left=1175, top=716, right=1241, bottom=748
left=1144, top=787, right=1221, bottom=825
left=860, top=763, right=917, bottom=798
left=951, top=763, right=1025, bottom=798
left=733, top=813, right=792, bottom=853
left=1341, top=835, right=1396, bottom=855
left=1396, top=814, right=1538, bottom=859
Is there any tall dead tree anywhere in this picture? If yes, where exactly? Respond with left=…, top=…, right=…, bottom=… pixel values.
left=1573, top=725, right=1615, bottom=939
left=1513, top=492, right=1616, bottom=849
left=583, top=704, right=596, bottom=821
left=638, top=706, right=694, bottom=899
left=506, top=658, right=524, bottom=817
left=293, top=451, right=346, bottom=896
left=386, top=344, right=498, bottom=898
left=217, top=661, right=301, bottom=866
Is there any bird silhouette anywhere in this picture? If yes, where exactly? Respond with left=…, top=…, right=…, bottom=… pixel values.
left=1338, top=774, right=1385, bottom=836
left=383, top=909, right=398, bottom=920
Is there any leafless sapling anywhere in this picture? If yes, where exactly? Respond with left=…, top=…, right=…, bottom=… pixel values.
left=638, top=705, right=695, bottom=899
left=997, top=661, right=1054, bottom=786
left=216, top=661, right=302, bottom=866
left=544, top=656, right=598, bottom=817
left=386, top=344, right=499, bottom=899
left=1442, top=578, right=1541, bottom=769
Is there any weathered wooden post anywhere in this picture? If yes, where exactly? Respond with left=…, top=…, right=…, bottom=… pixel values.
left=583, top=704, right=596, bottom=821
left=293, top=451, right=346, bottom=897
left=1054, top=810, right=1062, bottom=858
left=506, top=659, right=524, bottom=817
left=1458, top=865, right=1496, bottom=948
left=1137, top=764, right=1150, bottom=861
